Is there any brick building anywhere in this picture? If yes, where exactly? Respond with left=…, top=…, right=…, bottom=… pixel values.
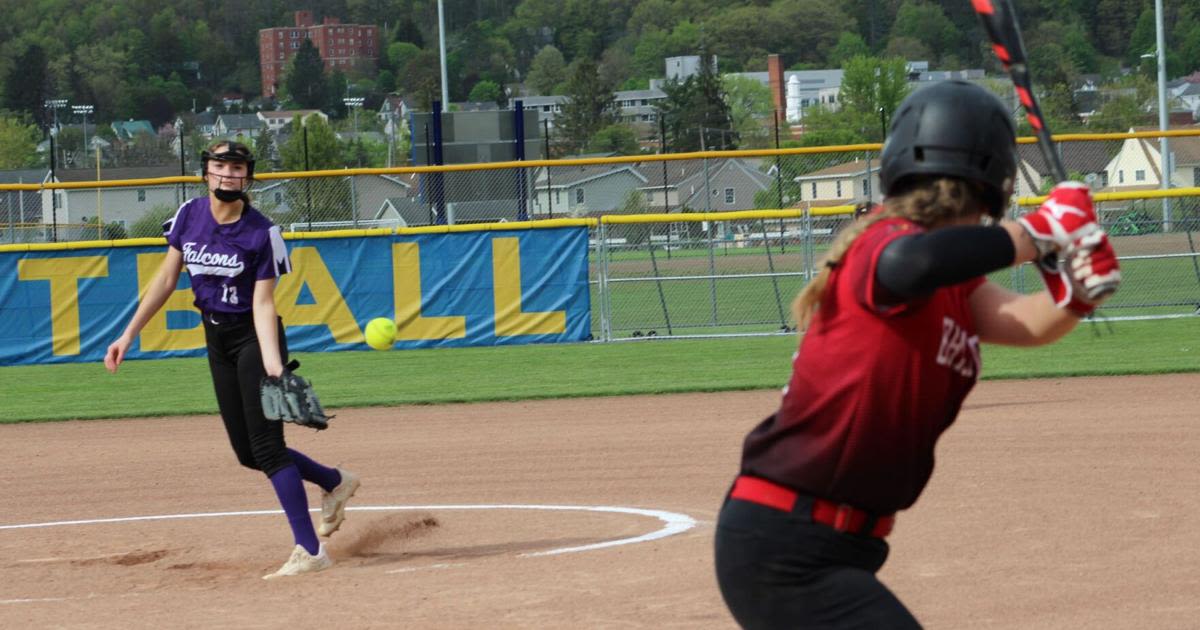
left=259, top=10, right=380, bottom=98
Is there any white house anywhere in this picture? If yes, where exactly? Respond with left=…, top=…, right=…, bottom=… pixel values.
left=48, top=166, right=190, bottom=233
left=793, top=158, right=882, bottom=209
left=258, top=109, right=328, bottom=133
left=1100, top=128, right=1200, bottom=192
left=213, top=114, right=264, bottom=140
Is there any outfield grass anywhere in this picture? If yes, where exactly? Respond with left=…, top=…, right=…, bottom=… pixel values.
left=2, top=318, right=1195, bottom=423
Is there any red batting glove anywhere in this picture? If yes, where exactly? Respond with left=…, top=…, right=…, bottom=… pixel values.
left=1018, top=181, right=1100, bottom=272
left=1069, top=230, right=1121, bottom=304
left=1040, top=230, right=1121, bottom=317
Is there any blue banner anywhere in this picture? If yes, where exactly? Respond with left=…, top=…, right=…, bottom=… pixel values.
left=0, top=227, right=591, bottom=366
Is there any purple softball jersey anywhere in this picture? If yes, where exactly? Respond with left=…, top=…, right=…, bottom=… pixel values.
left=163, top=196, right=291, bottom=315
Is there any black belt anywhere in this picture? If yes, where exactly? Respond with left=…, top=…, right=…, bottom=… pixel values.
left=203, top=310, right=254, bottom=326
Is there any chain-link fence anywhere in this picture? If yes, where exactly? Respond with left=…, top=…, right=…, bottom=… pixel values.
left=3, top=131, right=1198, bottom=337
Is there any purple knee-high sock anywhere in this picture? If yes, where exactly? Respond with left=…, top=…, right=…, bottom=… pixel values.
left=269, top=465, right=320, bottom=556
left=287, top=448, right=341, bottom=492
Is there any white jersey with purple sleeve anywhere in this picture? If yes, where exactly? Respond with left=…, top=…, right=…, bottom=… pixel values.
left=163, top=197, right=291, bottom=315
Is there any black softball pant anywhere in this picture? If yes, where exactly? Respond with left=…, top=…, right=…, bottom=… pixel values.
left=714, top=495, right=921, bottom=630
left=203, top=313, right=292, bottom=477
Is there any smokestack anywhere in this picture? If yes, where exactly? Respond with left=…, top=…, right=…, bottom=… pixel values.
left=767, top=54, right=785, bottom=117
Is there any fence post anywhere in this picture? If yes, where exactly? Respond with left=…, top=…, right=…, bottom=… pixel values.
left=303, top=125, right=313, bottom=232
left=49, top=134, right=57, bottom=243
left=598, top=221, right=612, bottom=342
left=647, top=228, right=673, bottom=336
left=543, top=118, right=553, bottom=219
left=349, top=175, right=358, bottom=228
left=773, top=112, right=786, bottom=254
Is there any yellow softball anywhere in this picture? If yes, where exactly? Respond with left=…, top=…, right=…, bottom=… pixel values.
left=364, top=317, right=397, bottom=351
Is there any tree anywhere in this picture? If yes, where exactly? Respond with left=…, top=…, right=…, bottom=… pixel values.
left=723, top=75, right=775, bottom=149
left=277, top=115, right=353, bottom=226
left=401, top=49, right=443, bottom=110
left=657, top=53, right=738, bottom=152
left=3, top=44, right=51, bottom=130
left=468, top=80, right=504, bottom=105
left=587, top=123, right=639, bottom=155
left=280, top=115, right=342, bottom=171
left=0, top=114, right=41, bottom=169
left=387, top=42, right=422, bottom=73
left=557, top=58, right=617, bottom=154
left=526, top=45, right=567, bottom=95
left=891, top=0, right=962, bottom=63
left=285, top=40, right=328, bottom=109
left=838, top=56, right=911, bottom=142
left=829, top=32, right=871, bottom=67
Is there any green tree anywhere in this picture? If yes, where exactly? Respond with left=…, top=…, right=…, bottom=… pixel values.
left=387, top=42, right=422, bottom=72
left=526, top=45, right=567, bottom=95
left=891, top=0, right=961, bottom=63
left=129, top=205, right=179, bottom=238
left=829, top=32, right=871, bottom=67
left=838, top=56, right=911, bottom=142
left=468, top=80, right=504, bottom=105
left=557, top=58, right=617, bottom=154
left=82, top=216, right=128, bottom=240
left=723, top=75, right=775, bottom=149
left=3, top=44, right=51, bottom=129
left=401, top=49, right=443, bottom=110
left=0, top=114, right=41, bottom=169
left=587, top=123, right=639, bottom=155
left=280, top=115, right=342, bottom=171
left=286, top=40, right=328, bottom=109
left=658, top=53, right=738, bottom=152
left=277, top=115, right=353, bottom=226
left=377, top=69, right=397, bottom=94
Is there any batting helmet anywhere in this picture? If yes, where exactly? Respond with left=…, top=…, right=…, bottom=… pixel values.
left=201, top=141, right=256, bottom=180
left=879, top=80, right=1016, bottom=217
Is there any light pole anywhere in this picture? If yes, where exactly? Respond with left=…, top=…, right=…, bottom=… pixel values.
left=72, top=104, right=93, bottom=166
left=44, top=99, right=68, bottom=132
left=1154, top=0, right=1171, bottom=232
left=437, top=0, right=450, bottom=107
left=342, top=97, right=364, bottom=135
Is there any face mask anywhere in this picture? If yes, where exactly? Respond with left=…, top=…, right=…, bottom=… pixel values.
left=213, top=188, right=243, bottom=203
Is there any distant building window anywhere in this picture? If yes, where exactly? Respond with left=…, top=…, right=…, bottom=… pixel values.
left=555, top=190, right=560, bottom=204
left=811, top=182, right=817, bottom=198
left=644, top=190, right=653, bottom=201
left=862, top=178, right=869, bottom=195
left=274, top=191, right=283, bottom=203
left=291, top=42, right=299, bottom=49
left=575, top=188, right=584, bottom=204
left=1135, top=169, right=1146, bottom=182
left=1101, top=171, right=1109, bottom=187
left=137, top=190, right=146, bottom=202
left=1118, top=170, right=1124, bottom=184
left=1193, top=167, right=1200, bottom=185
left=836, top=181, right=842, bottom=197
left=724, top=188, right=734, bottom=204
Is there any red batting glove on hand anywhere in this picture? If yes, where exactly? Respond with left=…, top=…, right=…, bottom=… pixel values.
left=1070, top=230, right=1121, bottom=304
left=1039, top=230, right=1121, bottom=317
left=1018, top=181, right=1100, bottom=272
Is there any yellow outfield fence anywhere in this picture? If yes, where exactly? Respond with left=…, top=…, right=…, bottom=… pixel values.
left=2, top=131, right=1198, bottom=338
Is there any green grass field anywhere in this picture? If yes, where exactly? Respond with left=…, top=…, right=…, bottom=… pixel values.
left=592, top=253, right=1200, bottom=337
left=2, top=318, right=1195, bottom=423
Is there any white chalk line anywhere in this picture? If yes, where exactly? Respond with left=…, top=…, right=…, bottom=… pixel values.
left=0, top=504, right=697, bottom=559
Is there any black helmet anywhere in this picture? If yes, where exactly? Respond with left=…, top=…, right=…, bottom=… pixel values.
left=201, top=141, right=256, bottom=179
left=880, top=80, right=1016, bottom=217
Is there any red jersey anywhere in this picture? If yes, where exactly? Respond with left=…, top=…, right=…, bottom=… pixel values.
left=740, top=217, right=985, bottom=514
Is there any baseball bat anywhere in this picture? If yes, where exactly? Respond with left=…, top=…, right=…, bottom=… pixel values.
left=971, top=0, right=1067, bottom=183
